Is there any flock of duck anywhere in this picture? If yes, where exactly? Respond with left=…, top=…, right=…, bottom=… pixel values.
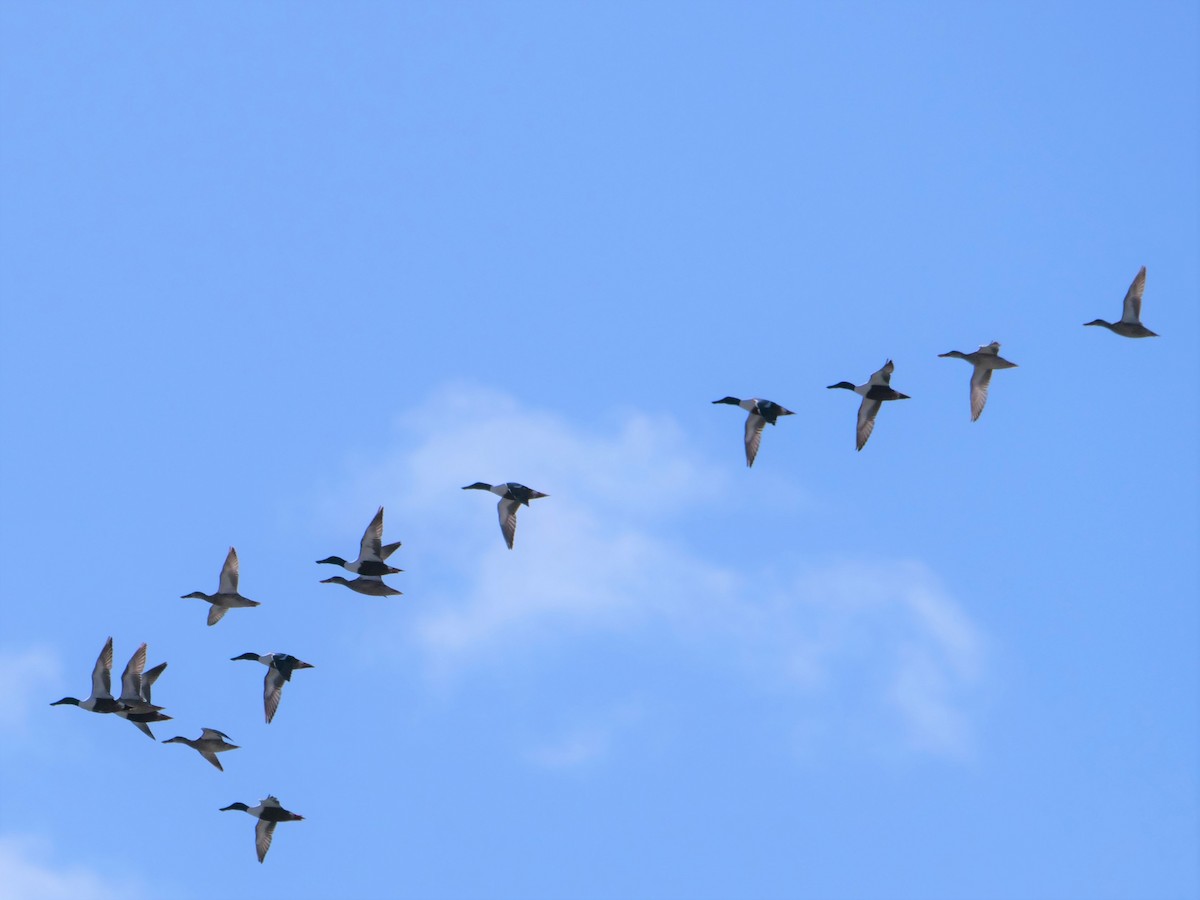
left=51, top=265, right=1157, bottom=862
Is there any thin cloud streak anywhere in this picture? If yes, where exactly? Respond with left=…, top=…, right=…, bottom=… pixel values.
left=346, top=385, right=986, bottom=757
left=0, top=836, right=147, bottom=900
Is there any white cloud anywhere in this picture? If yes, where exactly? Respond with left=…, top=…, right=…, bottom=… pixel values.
left=341, top=385, right=985, bottom=758
left=0, top=836, right=145, bottom=900
left=0, top=646, right=62, bottom=736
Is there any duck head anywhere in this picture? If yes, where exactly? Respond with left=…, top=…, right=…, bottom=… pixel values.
left=230, top=652, right=261, bottom=663
left=461, top=482, right=493, bottom=491
left=826, top=382, right=857, bottom=391
left=315, top=556, right=347, bottom=567
left=50, top=697, right=81, bottom=707
left=1083, top=319, right=1111, bottom=328
left=180, top=591, right=209, bottom=600
left=711, top=396, right=742, bottom=406
left=219, top=802, right=250, bottom=812
left=319, top=576, right=352, bottom=587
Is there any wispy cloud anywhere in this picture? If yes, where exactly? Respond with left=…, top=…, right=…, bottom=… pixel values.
left=0, top=835, right=147, bottom=900
left=0, top=646, right=62, bottom=737
left=337, top=385, right=985, bottom=758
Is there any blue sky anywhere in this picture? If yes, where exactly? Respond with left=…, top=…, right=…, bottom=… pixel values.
left=1, top=2, right=1197, bottom=898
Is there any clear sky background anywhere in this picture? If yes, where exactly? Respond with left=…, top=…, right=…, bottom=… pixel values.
left=1, top=3, right=1197, bottom=899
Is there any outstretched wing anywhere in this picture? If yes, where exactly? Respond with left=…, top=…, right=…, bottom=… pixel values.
left=200, top=727, right=232, bottom=742
left=219, top=547, right=239, bottom=594
left=1121, top=266, right=1147, bottom=324
left=92, top=637, right=115, bottom=700
left=255, top=818, right=276, bottom=863
left=118, top=643, right=147, bottom=702
left=970, top=367, right=993, bottom=421
left=359, top=506, right=385, bottom=562
left=207, top=605, right=228, bottom=627
left=498, top=497, right=520, bottom=549
left=869, top=360, right=895, bottom=386
left=856, top=398, right=882, bottom=451
left=263, top=667, right=286, bottom=724
left=743, top=412, right=766, bottom=468
left=200, top=750, right=225, bottom=772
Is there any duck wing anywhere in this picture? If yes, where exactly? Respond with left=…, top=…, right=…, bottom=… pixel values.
left=218, top=547, right=239, bottom=594
left=358, top=506, right=385, bottom=562
left=380, top=541, right=402, bottom=560
left=743, top=412, right=766, bottom=468
left=856, top=397, right=882, bottom=451
left=498, top=497, right=520, bottom=549
left=139, top=662, right=167, bottom=705
left=207, top=605, right=228, bottom=627
left=200, top=749, right=224, bottom=771
left=200, top=727, right=232, bottom=742
left=868, top=360, right=895, bottom=386
left=970, top=367, right=993, bottom=421
left=255, top=818, right=276, bottom=863
left=91, top=637, right=115, bottom=700
left=1121, top=266, right=1146, bottom=324
left=118, top=643, right=147, bottom=703
left=263, top=666, right=286, bottom=724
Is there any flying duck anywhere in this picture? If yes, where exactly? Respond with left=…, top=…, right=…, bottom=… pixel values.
left=114, top=643, right=171, bottom=739
left=938, top=341, right=1019, bottom=421
left=164, top=728, right=239, bottom=771
left=316, top=506, right=403, bottom=576
left=219, top=795, right=305, bottom=863
left=181, top=546, right=261, bottom=626
left=51, top=637, right=161, bottom=715
left=1084, top=266, right=1157, bottom=337
left=711, top=397, right=795, bottom=467
left=827, top=359, right=911, bottom=451
left=462, top=482, right=549, bottom=549
left=319, top=574, right=402, bottom=597
left=230, top=652, right=314, bottom=724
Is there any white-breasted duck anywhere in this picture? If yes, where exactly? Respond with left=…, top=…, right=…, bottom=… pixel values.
left=114, top=643, right=171, bottom=739
left=51, top=637, right=161, bottom=715
left=219, top=795, right=305, bottom=863
left=462, top=482, right=549, bottom=549
left=319, top=574, right=402, bottom=597
left=1085, top=266, right=1157, bottom=337
left=827, top=359, right=911, bottom=451
left=181, top=546, right=261, bottom=626
left=164, top=728, right=239, bottom=771
left=316, top=506, right=403, bottom=576
left=711, top=397, right=795, bottom=467
left=938, top=341, right=1019, bottom=421
left=231, top=652, right=314, bottom=724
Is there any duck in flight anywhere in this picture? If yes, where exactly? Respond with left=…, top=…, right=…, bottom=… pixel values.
left=711, top=397, right=795, bottom=467
left=51, top=637, right=163, bottom=716
left=230, top=652, right=314, bottom=724
left=1084, top=266, right=1157, bottom=337
left=181, top=547, right=261, bottom=626
left=316, top=506, right=402, bottom=576
left=462, top=482, right=549, bottom=549
left=164, top=728, right=240, bottom=771
left=938, top=341, right=1018, bottom=421
left=220, top=795, right=305, bottom=863
left=827, top=359, right=911, bottom=451
left=114, top=643, right=171, bottom=739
